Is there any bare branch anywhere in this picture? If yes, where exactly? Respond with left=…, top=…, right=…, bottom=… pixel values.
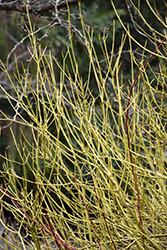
left=0, top=0, right=86, bottom=13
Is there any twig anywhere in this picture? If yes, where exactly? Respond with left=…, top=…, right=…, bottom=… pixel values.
left=74, top=177, right=102, bottom=250
left=90, top=171, right=117, bottom=250
left=125, top=35, right=166, bottom=249
left=0, top=183, right=76, bottom=250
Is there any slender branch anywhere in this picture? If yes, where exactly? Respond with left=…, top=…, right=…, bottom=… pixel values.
left=90, top=171, right=117, bottom=250
left=125, top=36, right=166, bottom=249
left=125, top=0, right=156, bottom=46
left=0, top=183, right=76, bottom=250
left=74, top=178, right=102, bottom=250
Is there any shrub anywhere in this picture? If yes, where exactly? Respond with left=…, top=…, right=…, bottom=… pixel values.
left=0, top=1, right=167, bottom=249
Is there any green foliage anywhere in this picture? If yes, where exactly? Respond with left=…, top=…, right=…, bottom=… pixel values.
left=0, top=1, right=167, bottom=249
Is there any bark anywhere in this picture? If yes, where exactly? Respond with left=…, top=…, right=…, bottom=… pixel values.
left=0, top=0, right=86, bottom=13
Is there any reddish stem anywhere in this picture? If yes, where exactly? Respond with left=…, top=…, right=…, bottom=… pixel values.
left=23, top=163, right=61, bottom=250
left=125, top=36, right=166, bottom=248
left=0, top=183, right=76, bottom=250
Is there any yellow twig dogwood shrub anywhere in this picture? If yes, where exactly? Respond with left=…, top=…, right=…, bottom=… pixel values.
left=0, top=1, right=167, bottom=249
